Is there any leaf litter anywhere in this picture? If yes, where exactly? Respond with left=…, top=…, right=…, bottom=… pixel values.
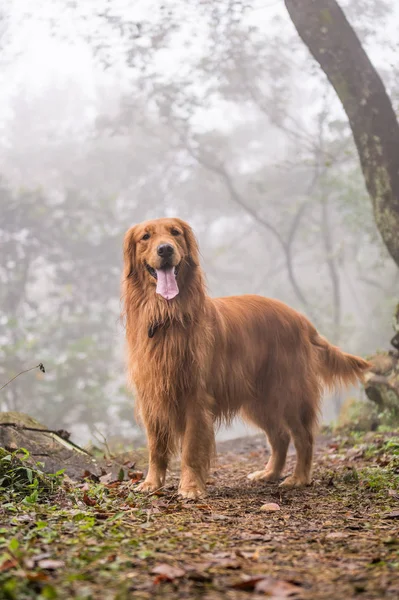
left=0, top=430, right=399, bottom=599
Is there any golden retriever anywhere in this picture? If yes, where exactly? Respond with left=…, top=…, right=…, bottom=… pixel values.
left=122, top=217, right=369, bottom=498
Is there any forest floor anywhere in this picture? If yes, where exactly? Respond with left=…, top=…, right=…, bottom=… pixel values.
left=1, top=428, right=399, bottom=600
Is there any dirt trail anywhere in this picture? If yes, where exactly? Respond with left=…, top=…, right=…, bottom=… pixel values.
left=1, top=430, right=399, bottom=599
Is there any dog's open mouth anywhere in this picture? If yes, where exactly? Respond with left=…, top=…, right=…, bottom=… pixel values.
left=146, top=262, right=181, bottom=301
left=145, top=263, right=180, bottom=280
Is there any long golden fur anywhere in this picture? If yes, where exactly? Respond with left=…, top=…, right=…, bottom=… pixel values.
left=122, top=217, right=370, bottom=498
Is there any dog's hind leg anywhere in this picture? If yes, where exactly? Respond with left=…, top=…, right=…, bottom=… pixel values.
left=243, top=403, right=290, bottom=482
left=280, top=392, right=318, bottom=488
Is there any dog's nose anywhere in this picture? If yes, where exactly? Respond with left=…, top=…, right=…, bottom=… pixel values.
left=157, top=243, right=174, bottom=258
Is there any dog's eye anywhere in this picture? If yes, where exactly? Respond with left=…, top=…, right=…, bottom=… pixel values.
left=171, top=229, right=180, bottom=236
left=142, top=233, right=150, bottom=241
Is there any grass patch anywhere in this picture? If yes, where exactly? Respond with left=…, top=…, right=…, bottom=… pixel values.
left=358, top=466, right=399, bottom=492
left=0, top=447, right=64, bottom=504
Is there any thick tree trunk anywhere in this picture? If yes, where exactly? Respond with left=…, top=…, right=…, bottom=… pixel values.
left=285, top=0, right=399, bottom=267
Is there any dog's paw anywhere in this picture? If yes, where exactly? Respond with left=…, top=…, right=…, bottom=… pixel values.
left=178, top=486, right=205, bottom=500
left=136, top=480, right=162, bottom=493
left=247, top=469, right=280, bottom=482
left=279, top=475, right=311, bottom=488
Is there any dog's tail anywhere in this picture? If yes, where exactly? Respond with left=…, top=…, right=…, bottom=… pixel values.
left=311, top=331, right=370, bottom=389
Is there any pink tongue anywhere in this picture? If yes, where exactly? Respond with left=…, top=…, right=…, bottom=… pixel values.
left=156, top=267, right=179, bottom=300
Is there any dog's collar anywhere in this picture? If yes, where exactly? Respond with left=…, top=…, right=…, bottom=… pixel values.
left=148, top=315, right=192, bottom=338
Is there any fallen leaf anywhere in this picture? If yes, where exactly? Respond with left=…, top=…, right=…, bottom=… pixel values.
left=82, top=470, right=99, bottom=482
left=383, top=511, right=399, bottom=519
left=32, top=553, right=52, bottom=563
left=232, top=576, right=302, bottom=596
left=24, top=559, right=35, bottom=569
left=99, top=472, right=114, bottom=485
left=186, top=570, right=212, bottom=582
left=326, top=532, right=346, bottom=540
left=151, top=563, right=185, bottom=580
left=231, top=576, right=266, bottom=590
left=211, top=513, right=231, bottom=521
left=211, top=558, right=241, bottom=570
left=26, top=572, right=50, bottom=582
left=94, top=512, right=111, bottom=520
left=37, top=559, right=65, bottom=570
left=153, top=574, right=170, bottom=585
left=235, top=532, right=272, bottom=542
left=206, top=552, right=231, bottom=559
left=129, top=470, right=143, bottom=483
left=260, top=503, right=281, bottom=512
left=0, top=558, right=18, bottom=572
left=195, top=504, right=213, bottom=511
left=236, top=549, right=260, bottom=561
left=82, top=492, right=96, bottom=507
left=255, top=577, right=302, bottom=597
left=16, top=514, right=33, bottom=523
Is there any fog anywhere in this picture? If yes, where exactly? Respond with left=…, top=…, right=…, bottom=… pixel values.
left=0, top=0, right=398, bottom=446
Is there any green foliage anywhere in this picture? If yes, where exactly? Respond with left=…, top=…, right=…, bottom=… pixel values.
left=0, top=447, right=64, bottom=503
left=359, top=466, right=399, bottom=492
left=338, top=396, right=399, bottom=433
left=0, top=182, right=134, bottom=435
left=337, top=397, right=380, bottom=431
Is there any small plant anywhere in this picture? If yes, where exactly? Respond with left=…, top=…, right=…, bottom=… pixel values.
left=359, top=467, right=399, bottom=492
left=0, top=447, right=64, bottom=503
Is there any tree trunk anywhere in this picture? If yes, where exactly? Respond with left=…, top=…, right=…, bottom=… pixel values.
left=285, top=0, right=399, bottom=268
left=363, top=305, right=399, bottom=414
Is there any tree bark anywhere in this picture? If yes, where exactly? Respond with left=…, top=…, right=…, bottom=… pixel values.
left=285, top=0, right=399, bottom=268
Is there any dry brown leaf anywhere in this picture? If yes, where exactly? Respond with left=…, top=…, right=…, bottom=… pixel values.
left=211, top=513, right=230, bottom=521
left=382, top=511, right=399, bottom=519
left=255, top=577, right=302, bottom=596
left=37, top=559, right=65, bottom=570
left=0, top=558, right=18, bottom=572
left=211, top=558, right=241, bottom=570
left=129, top=470, right=143, bottom=483
left=26, top=572, right=50, bottom=582
left=99, top=472, right=114, bottom=485
left=231, top=576, right=266, bottom=590
left=260, top=503, right=281, bottom=512
left=82, top=492, right=96, bottom=507
left=151, top=563, right=185, bottom=581
left=94, top=512, right=111, bottom=520
left=326, top=532, right=346, bottom=540
left=232, top=575, right=302, bottom=596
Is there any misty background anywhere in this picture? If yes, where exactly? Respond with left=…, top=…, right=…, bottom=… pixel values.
left=0, top=0, right=398, bottom=446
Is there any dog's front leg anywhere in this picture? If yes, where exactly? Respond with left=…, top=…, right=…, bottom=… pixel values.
left=137, top=422, right=169, bottom=493
left=179, top=404, right=215, bottom=500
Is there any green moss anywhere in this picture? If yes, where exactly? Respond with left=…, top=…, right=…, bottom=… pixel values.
left=320, top=8, right=333, bottom=25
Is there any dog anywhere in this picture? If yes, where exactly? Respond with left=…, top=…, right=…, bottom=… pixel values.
left=122, top=217, right=369, bottom=498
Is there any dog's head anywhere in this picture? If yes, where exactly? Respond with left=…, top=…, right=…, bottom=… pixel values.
left=123, top=218, right=200, bottom=301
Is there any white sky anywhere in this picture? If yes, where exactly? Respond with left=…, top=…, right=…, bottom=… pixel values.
left=1, top=0, right=397, bottom=134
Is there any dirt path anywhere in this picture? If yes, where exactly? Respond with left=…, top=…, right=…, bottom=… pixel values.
left=1, top=430, right=399, bottom=599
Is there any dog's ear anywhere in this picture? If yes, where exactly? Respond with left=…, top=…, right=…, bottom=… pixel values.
left=123, top=226, right=137, bottom=279
left=178, top=219, right=200, bottom=267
